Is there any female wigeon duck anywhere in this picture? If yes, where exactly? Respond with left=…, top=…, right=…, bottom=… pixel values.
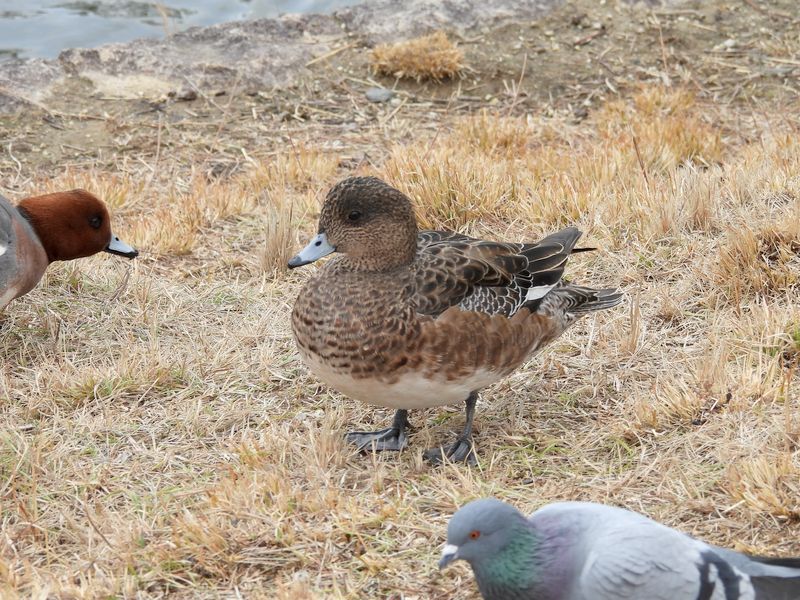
left=289, top=176, right=622, bottom=464
left=0, top=189, right=138, bottom=309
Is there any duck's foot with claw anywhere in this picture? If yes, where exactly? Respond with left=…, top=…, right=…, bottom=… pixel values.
left=346, top=427, right=408, bottom=452
left=346, top=408, right=410, bottom=453
left=423, top=437, right=477, bottom=466
left=424, top=391, right=479, bottom=465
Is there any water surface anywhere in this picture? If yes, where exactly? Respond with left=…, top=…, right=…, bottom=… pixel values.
left=0, top=0, right=360, bottom=60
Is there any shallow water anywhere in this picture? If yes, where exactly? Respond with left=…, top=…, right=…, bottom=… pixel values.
left=0, top=0, right=360, bottom=60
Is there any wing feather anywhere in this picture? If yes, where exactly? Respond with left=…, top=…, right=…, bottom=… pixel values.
left=413, top=227, right=586, bottom=317
left=0, top=196, right=14, bottom=252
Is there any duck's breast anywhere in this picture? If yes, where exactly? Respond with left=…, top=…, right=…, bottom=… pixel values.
left=0, top=199, right=49, bottom=308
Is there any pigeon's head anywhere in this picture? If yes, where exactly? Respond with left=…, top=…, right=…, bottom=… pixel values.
left=440, top=498, right=527, bottom=570
left=287, top=176, right=418, bottom=271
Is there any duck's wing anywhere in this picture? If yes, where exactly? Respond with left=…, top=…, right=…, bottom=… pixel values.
left=414, top=227, right=585, bottom=317
left=416, top=230, right=476, bottom=249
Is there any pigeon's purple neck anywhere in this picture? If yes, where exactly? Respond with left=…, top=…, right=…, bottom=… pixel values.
left=472, top=517, right=572, bottom=600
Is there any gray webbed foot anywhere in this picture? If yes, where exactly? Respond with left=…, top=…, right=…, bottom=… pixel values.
left=346, top=409, right=410, bottom=453
left=423, top=438, right=477, bottom=466
left=346, top=427, right=409, bottom=452
left=424, top=391, right=479, bottom=466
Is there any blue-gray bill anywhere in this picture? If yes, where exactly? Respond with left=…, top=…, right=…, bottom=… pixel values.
left=288, top=232, right=335, bottom=268
left=105, top=234, right=138, bottom=258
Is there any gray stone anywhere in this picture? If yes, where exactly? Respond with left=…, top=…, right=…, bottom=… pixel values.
left=336, top=0, right=562, bottom=44
left=365, top=87, right=395, bottom=103
left=171, top=85, right=198, bottom=101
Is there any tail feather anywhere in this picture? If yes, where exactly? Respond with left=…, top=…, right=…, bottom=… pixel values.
left=752, top=575, right=800, bottom=600
left=750, top=556, right=800, bottom=570
left=545, top=285, right=624, bottom=314
left=576, top=288, right=625, bottom=313
left=523, top=226, right=582, bottom=262
left=527, top=226, right=583, bottom=255
left=517, top=227, right=622, bottom=315
left=517, top=227, right=583, bottom=291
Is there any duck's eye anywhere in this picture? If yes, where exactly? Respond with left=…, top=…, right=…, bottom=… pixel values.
left=347, top=210, right=362, bottom=222
left=89, top=216, right=102, bottom=229
left=469, top=530, right=481, bottom=540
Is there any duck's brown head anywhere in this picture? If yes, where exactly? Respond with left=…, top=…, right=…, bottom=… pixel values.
left=18, top=189, right=138, bottom=263
left=288, top=176, right=418, bottom=272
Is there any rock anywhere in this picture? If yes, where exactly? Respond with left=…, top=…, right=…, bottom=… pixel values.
left=365, top=87, right=395, bottom=103
left=335, top=0, right=564, bottom=44
left=173, top=86, right=198, bottom=101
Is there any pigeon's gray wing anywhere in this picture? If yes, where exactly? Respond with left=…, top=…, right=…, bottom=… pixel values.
left=531, top=502, right=752, bottom=600
left=0, top=195, right=13, bottom=252
left=573, top=530, right=708, bottom=599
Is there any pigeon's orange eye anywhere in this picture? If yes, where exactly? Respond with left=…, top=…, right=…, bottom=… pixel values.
left=469, top=530, right=481, bottom=540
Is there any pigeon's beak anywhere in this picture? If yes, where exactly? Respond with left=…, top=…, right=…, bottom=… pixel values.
left=288, top=232, right=335, bottom=269
left=438, top=544, right=459, bottom=570
left=105, top=233, right=139, bottom=259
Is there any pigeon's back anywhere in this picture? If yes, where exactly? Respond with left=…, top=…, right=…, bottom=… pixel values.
left=528, top=502, right=766, bottom=600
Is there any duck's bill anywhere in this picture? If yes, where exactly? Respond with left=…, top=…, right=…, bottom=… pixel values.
left=288, top=232, right=335, bottom=268
left=105, top=234, right=139, bottom=259
left=438, top=544, right=459, bottom=570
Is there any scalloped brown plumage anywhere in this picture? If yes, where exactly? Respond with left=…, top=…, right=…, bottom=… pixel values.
left=289, top=176, right=622, bottom=464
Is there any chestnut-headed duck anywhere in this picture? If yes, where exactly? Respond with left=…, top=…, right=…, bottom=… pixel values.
left=289, top=176, right=622, bottom=464
left=0, top=189, right=138, bottom=309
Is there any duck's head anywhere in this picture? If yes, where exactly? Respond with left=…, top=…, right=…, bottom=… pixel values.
left=288, top=176, right=418, bottom=272
left=18, top=189, right=138, bottom=263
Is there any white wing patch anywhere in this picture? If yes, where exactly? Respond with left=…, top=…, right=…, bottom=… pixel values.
left=0, top=242, right=6, bottom=257
left=525, top=283, right=556, bottom=302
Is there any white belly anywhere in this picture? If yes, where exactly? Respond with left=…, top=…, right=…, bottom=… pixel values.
left=301, top=352, right=498, bottom=409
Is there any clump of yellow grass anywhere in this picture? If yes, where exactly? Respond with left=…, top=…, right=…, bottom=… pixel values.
left=370, top=31, right=465, bottom=81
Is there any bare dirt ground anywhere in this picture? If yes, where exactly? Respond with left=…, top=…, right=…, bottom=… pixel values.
left=1, top=0, right=800, bottom=598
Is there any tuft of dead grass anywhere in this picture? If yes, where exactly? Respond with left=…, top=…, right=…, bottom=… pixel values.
left=595, top=86, right=723, bottom=171
left=715, top=217, right=800, bottom=304
left=726, top=455, right=800, bottom=520
left=370, top=31, right=465, bottom=82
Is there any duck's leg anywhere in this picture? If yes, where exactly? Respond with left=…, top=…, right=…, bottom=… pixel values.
left=423, top=391, right=478, bottom=466
left=346, top=409, right=410, bottom=452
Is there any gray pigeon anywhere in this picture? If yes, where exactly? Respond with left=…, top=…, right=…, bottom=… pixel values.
left=439, top=498, right=800, bottom=600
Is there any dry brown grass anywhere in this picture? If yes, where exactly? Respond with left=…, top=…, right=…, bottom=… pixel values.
left=2, top=81, right=800, bottom=599
left=370, top=31, right=465, bottom=82
left=726, top=455, right=800, bottom=520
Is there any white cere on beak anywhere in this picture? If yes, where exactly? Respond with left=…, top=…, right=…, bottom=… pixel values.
left=439, top=544, right=460, bottom=569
